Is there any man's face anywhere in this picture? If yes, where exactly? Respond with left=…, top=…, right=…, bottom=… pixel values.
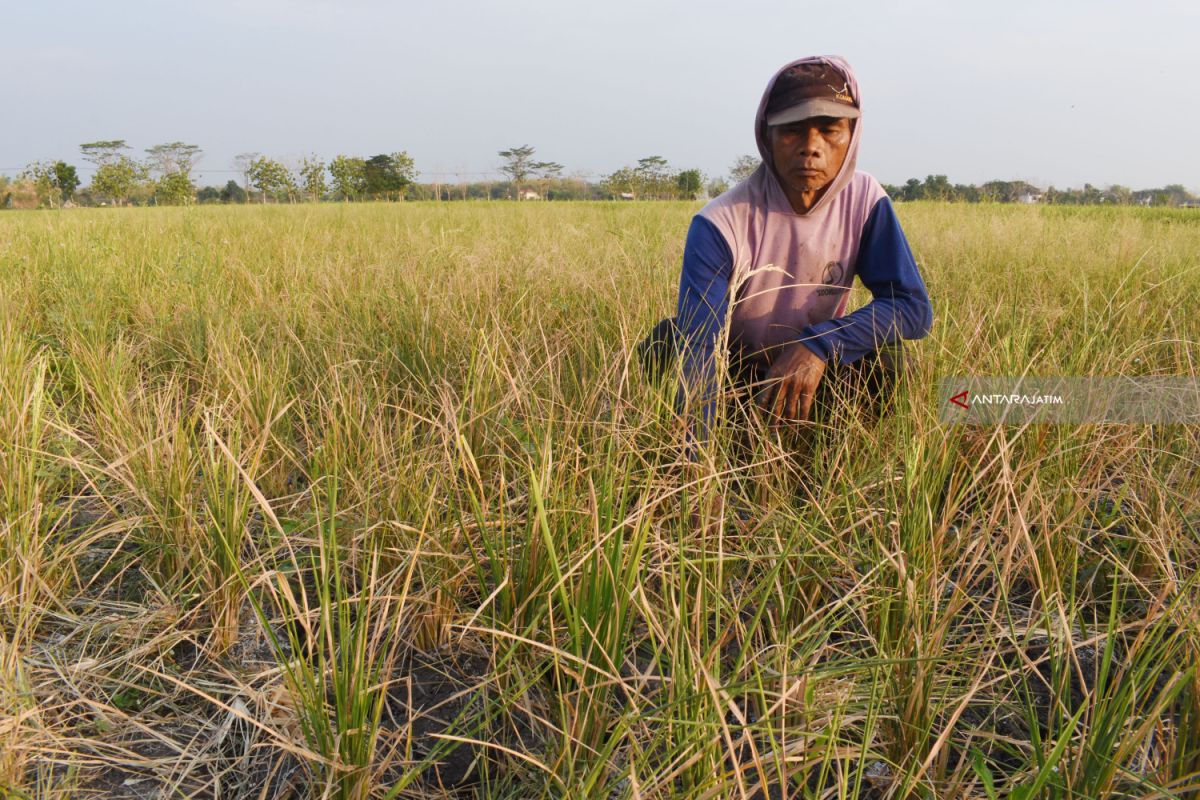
left=768, top=116, right=854, bottom=195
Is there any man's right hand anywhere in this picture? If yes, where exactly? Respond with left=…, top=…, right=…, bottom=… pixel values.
left=755, top=342, right=828, bottom=422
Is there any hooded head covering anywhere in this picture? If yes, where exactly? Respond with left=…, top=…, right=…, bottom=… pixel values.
left=697, top=55, right=886, bottom=363
left=754, top=54, right=863, bottom=218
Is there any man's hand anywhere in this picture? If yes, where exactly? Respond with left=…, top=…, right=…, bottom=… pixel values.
left=756, top=342, right=827, bottom=422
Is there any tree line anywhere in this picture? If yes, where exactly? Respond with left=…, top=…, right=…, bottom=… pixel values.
left=0, top=140, right=723, bottom=209
left=2, top=142, right=1196, bottom=209
left=1, top=140, right=420, bottom=209
left=882, top=174, right=1197, bottom=207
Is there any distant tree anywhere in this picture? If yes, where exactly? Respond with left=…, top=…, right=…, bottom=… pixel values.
left=1105, top=184, right=1132, bottom=205
left=498, top=145, right=537, bottom=198
left=706, top=177, right=729, bottom=197
left=562, top=180, right=594, bottom=200
left=676, top=168, right=703, bottom=200
left=921, top=174, right=951, bottom=201
left=219, top=179, right=247, bottom=204
left=18, top=162, right=58, bottom=207
left=551, top=170, right=594, bottom=200
left=80, top=140, right=131, bottom=167
left=599, top=158, right=676, bottom=199
left=143, top=142, right=201, bottom=205
left=91, top=156, right=147, bottom=206
left=299, top=155, right=328, bottom=202
left=953, top=182, right=980, bottom=202
left=247, top=156, right=297, bottom=203
left=329, top=155, right=368, bottom=201
left=531, top=160, right=564, bottom=199
left=1161, top=184, right=1195, bottom=206
left=902, top=178, right=922, bottom=201
left=53, top=162, right=80, bottom=204
left=197, top=185, right=222, bottom=203
left=144, top=142, right=202, bottom=178
left=978, top=180, right=1006, bottom=202
left=1130, top=188, right=1155, bottom=206
left=155, top=172, right=197, bottom=205
left=79, top=142, right=146, bottom=206
left=234, top=152, right=260, bottom=202
left=635, top=156, right=671, bottom=199
left=17, top=161, right=81, bottom=207
left=363, top=152, right=416, bottom=200
left=729, top=154, right=759, bottom=184
left=977, top=180, right=1033, bottom=203
left=391, top=151, right=417, bottom=185
left=601, top=166, right=637, bottom=198
left=1011, top=182, right=1040, bottom=201
left=364, top=154, right=398, bottom=199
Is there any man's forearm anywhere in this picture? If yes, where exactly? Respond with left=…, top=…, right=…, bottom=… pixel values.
left=799, top=289, right=932, bottom=364
left=799, top=196, right=933, bottom=364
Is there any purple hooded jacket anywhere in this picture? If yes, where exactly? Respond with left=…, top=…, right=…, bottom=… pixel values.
left=676, top=55, right=933, bottom=427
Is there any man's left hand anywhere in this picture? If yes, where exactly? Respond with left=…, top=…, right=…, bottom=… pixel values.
left=757, top=343, right=827, bottom=422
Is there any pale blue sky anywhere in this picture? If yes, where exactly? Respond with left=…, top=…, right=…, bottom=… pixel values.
left=4, top=0, right=1198, bottom=191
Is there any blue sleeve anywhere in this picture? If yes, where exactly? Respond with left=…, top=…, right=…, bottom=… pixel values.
left=798, top=196, right=933, bottom=364
left=675, top=215, right=733, bottom=438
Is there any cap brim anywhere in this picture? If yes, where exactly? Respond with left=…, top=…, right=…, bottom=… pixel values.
left=766, top=98, right=860, bottom=126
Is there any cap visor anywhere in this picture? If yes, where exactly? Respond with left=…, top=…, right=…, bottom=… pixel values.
left=766, top=98, right=860, bottom=126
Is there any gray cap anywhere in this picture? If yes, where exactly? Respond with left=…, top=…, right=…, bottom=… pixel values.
left=764, top=63, right=861, bottom=126
left=766, top=98, right=860, bottom=126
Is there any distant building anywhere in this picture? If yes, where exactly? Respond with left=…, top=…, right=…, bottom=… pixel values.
left=518, top=188, right=542, bottom=201
left=1018, top=192, right=1043, bottom=204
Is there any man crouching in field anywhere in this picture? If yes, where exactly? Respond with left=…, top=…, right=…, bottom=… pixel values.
left=639, top=55, right=934, bottom=457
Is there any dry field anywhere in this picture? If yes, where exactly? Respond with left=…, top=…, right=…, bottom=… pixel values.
left=1, top=201, right=1199, bottom=798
